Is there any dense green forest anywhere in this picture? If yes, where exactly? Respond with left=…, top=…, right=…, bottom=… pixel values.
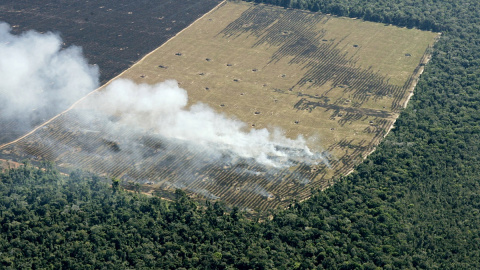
left=2, top=0, right=480, bottom=268
left=245, top=0, right=478, bottom=32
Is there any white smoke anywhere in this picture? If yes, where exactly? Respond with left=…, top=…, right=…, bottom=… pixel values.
left=0, top=22, right=98, bottom=120
left=1, top=22, right=325, bottom=169
left=92, top=79, right=324, bottom=168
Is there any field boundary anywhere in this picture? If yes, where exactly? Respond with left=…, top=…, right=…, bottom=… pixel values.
left=381, top=34, right=441, bottom=141
left=1, top=2, right=439, bottom=210
left=299, top=33, right=440, bottom=201
left=0, top=0, right=227, bottom=151
left=334, top=34, right=441, bottom=184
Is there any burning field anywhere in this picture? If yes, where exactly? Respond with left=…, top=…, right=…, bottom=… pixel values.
left=0, top=2, right=439, bottom=210
left=0, top=0, right=222, bottom=144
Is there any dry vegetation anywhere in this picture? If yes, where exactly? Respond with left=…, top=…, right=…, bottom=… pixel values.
left=0, top=2, right=438, bottom=210
left=0, top=0, right=222, bottom=144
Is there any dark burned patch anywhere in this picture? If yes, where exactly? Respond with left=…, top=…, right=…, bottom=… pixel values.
left=108, top=115, right=121, bottom=122
left=0, top=120, right=33, bottom=145
left=102, top=139, right=121, bottom=152
left=220, top=6, right=280, bottom=38
left=140, top=135, right=166, bottom=151
left=0, top=0, right=223, bottom=84
left=294, top=98, right=393, bottom=121
left=219, top=5, right=409, bottom=112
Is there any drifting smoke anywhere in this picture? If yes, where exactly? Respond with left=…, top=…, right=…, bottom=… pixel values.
left=1, top=22, right=325, bottom=170
left=0, top=22, right=98, bottom=124
left=91, top=79, right=324, bottom=168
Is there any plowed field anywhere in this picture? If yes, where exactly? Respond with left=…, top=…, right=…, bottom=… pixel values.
left=0, top=0, right=222, bottom=144
left=0, top=2, right=439, bottom=210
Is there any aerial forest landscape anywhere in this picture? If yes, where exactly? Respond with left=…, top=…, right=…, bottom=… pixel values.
left=0, top=0, right=479, bottom=269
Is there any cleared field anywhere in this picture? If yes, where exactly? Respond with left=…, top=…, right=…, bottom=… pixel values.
left=0, top=0, right=222, bottom=144
left=125, top=2, right=437, bottom=155
left=0, top=2, right=438, bottom=210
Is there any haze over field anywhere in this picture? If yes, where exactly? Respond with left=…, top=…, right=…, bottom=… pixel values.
left=0, top=22, right=324, bottom=168
left=94, top=79, right=324, bottom=168
left=0, top=22, right=98, bottom=126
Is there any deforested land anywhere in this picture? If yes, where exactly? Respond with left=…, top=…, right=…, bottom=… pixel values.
left=0, top=0, right=223, bottom=144
left=1, top=1, right=438, bottom=210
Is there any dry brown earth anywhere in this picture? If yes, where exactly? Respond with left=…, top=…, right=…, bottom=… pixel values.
left=0, top=2, right=439, bottom=210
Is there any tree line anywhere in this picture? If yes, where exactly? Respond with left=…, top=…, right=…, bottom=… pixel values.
left=1, top=0, right=480, bottom=268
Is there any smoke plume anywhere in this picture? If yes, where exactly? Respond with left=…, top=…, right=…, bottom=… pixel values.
left=0, top=22, right=98, bottom=124
left=90, top=79, right=324, bottom=168
left=1, top=22, right=325, bottom=170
